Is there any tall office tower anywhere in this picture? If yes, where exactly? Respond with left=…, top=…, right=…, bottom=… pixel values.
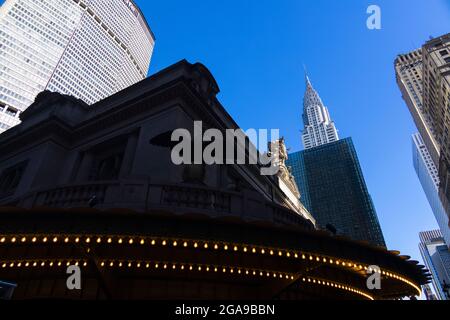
left=421, top=35, right=450, bottom=223
left=395, top=49, right=440, bottom=166
left=301, top=76, right=339, bottom=150
left=419, top=230, right=450, bottom=300
left=413, top=133, right=450, bottom=248
left=396, top=34, right=450, bottom=226
left=0, top=0, right=155, bottom=133
left=286, top=138, right=386, bottom=248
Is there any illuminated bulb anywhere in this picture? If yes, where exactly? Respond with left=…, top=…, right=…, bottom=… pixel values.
left=204, top=243, right=208, bottom=249
left=245, top=270, right=249, bottom=275
left=223, top=245, right=228, bottom=251
left=101, top=262, right=105, bottom=267
left=58, top=262, right=62, bottom=267
left=222, top=268, right=227, bottom=273
left=243, top=247, right=248, bottom=252
left=110, top=262, right=114, bottom=267
left=42, top=237, right=47, bottom=243
left=97, top=238, right=101, bottom=243
left=302, top=254, right=306, bottom=260
left=172, top=241, right=177, bottom=247
left=21, top=237, right=26, bottom=243
left=140, top=239, right=145, bottom=245
left=10, top=263, right=14, bottom=268
left=86, top=238, right=91, bottom=243
left=41, top=262, right=45, bottom=267
left=107, top=238, right=112, bottom=243
left=163, top=264, right=167, bottom=269
left=137, top=263, right=141, bottom=268
left=270, top=250, right=274, bottom=255
left=316, top=257, right=320, bottom=262
left=33, top=262, right=37, bottom=267
left=181, top=265, right=185, bottom=270
left=194, top=243, right=198, bottom=248
left=294, top=253, right=298, bottom=258
left=32, top=237, right=37, bottom=243
left=0, top=237, right=5, bottom=243
left=129, top=239, right=134, bottom=244
left=238, top=269, right=242, bottom=274
left=11, top=237, right=17, bottom=243
left=233, top=246, right=238, bottom=251
left=75, top=238, right=80, bottom=243
left=183, top=242, right=188, bottom=247
left=119, top=262, right=123, bottom=267
left=155, top=264, right=159, bottom=269
left=198, top=266, right=202, bottom=271
left=323, top=258, right=327, bottom=263
left=189, top=266, right=193, bottom=271
left=118, top=239, right=123, bottom=244
left=214, top=267, right=218, bottom=272
left=151, top=240, right=156, bottom=245
left=278, top=251, right=283, bottom=257
left=206, top=267, right=210, bottom=272
left=252, top=248, right=257, bottom=254
left=214, top=244, right=219, bottom=250
left=286, top=252, right=290, bottom=257
left=83, top=262, right=87, bottom=267
left=128, top=263, right=132, bottom=268
left=230, top=269, right=234, bottom=274
left=65, top=238, right=69, bottom=243
left=309, top=256, right=313, bottom=261
left=261, top=249, right=266, bottom=254
left=53, top=237, right=58, bottom=243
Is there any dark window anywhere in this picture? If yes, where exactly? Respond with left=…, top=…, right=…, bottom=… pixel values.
left=0, top=161, right=28, bottom=197
left=88, top=136, right=128, bottom=181
left=91, top=152, right=124, bottom=181
left=5, top=107, right=17, bottom=117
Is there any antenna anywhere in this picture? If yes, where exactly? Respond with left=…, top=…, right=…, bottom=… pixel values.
left=303, top=64, right=311, bottom=85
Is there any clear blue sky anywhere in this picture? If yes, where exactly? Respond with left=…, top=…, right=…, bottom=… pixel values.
left=135, top=0, right=450, bottom=264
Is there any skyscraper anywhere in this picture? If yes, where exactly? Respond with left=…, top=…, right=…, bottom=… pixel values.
left=0, top=0, right=155, bottom=133
left=419, top=230, right=450, bottom=300
left=301, top=76, right=339, bottom=150
left=412, top=133, right=450, bottom=247
left=287, top=139, right=386, bottom=247
left=396, top=34, right=450, bottom=241
left=286, top=77, right=385, bottom=247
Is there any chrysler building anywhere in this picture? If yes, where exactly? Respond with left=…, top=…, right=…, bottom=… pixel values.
left=301, top=76, right=339, bottom=149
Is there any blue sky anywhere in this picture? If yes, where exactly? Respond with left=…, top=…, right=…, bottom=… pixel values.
left=136, top=0, right=450, bottom=263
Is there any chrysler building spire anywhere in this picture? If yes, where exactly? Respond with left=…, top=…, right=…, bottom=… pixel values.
left=301, top=76, right=339, bottom=149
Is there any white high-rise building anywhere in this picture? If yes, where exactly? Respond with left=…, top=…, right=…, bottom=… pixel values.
left=0, top=0, right=155, bottom=133
left=413, top=133, right=450, bottom=248
left=301, top=76, right=339, bottom=149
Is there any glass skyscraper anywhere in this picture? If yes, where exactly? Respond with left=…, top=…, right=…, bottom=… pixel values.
left=0, top=0, right=155, bottom=133
left=419, top=230, right=450, bottom=300
left=413, top=133, right=450, bottom=248
left=287, top=138, right=386, bottom=247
